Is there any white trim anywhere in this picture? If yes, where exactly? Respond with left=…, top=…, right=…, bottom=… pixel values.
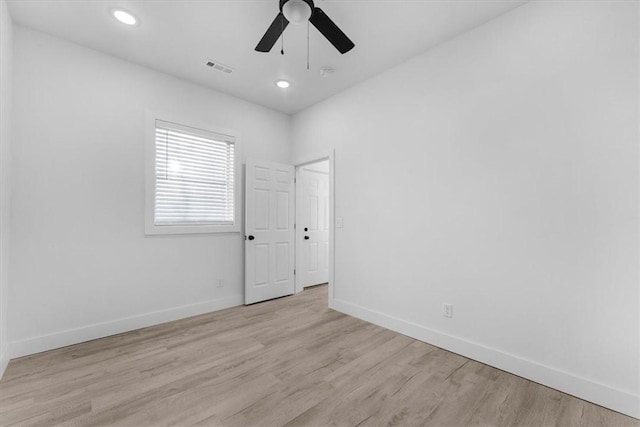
left=295, top=166, right=303, bottom=293
left=144, top=110, right=242, bottom=235
left=293, top=150, right=335, bottom=309
left=10, top=294, right=243, bottom=359
left=333, top=298, right=640, bottom=419
left=0, top=350, right=9, bottom=379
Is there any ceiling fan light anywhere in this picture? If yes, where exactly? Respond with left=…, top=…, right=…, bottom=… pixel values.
left=283, top=0, right=312, bottom=24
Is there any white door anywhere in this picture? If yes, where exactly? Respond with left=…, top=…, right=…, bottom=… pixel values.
left=245, top=159, right=295, bottom=304
left=297, top=166, right=329, bottom=288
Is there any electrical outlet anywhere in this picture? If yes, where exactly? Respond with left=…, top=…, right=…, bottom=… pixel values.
left=442, top=303, right=453, bottom=318
left=336, top=217, right=344, bottom=228
left=217, top=278, right=224, bottom=288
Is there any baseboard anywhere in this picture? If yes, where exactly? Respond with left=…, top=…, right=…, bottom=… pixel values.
left=332, top=298, right=640, bottom=419
left=0, top=349, right=9, bottom=379
left=10, top=294, right=244, bottom=359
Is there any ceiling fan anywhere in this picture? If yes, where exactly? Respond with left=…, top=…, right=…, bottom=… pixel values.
left=255, top=0, right=355, bottom=55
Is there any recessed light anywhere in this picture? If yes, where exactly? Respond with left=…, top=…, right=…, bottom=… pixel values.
left=112, top=9, right=137, bottom=26
left=276, top=80, right=291, bottom=89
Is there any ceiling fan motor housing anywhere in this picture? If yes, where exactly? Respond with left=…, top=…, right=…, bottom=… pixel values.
left=280, top=0, right=315, bottom=22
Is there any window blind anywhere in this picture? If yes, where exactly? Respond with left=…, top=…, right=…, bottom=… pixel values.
left=154, top=120, right=235, bottom=226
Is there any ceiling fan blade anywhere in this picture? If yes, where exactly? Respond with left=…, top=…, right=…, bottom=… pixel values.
left=309, top=7, right=354, bottom=54
left=255, top=12, right=289, bottom=52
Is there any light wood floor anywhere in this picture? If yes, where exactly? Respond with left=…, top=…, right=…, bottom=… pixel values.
left=1, top=285, right=637, bottom=426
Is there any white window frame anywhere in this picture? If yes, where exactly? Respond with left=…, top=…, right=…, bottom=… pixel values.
left=144, top=110, right=242, bottom=235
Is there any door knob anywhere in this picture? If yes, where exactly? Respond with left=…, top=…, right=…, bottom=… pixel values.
left=304, top=236, right=309, bottom=240
left=248, top=235, right=255, bottom=240
left=304, top=227, right=308, bottom=232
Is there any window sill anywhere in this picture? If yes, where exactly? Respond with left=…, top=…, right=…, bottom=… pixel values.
left=145, top=223, right=241, bottom=235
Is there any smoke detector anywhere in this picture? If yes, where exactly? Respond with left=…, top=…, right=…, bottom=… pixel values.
left=205, top=59, right=233, bottom=74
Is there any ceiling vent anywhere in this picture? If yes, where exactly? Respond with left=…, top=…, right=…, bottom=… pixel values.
left=320, top=66, right=335, bottom=77
left=205, top=59, right=233, bottom=74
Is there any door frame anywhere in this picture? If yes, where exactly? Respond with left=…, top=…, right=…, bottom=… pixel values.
left=296, top=164, right=329, bottom=290
left=293, top=150, right=335, bottom=308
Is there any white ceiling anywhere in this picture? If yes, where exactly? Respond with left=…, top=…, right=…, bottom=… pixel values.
left=7, top=0, right=528, bottom=114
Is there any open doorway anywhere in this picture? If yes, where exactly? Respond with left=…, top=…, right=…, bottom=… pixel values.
left=295, top=159, right=330, bottom=292
left=244, top=152, right=334, bottom=306
left=293, top=152, right=334, bottom=304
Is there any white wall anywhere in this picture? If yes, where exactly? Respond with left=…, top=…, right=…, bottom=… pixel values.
left=293, top=0, right=639, bottom=418
left=302, top=159, right=329, bottom=174
left=0, top=0, right=13, bottom=376
left=10, top=27, right=292, bottom=357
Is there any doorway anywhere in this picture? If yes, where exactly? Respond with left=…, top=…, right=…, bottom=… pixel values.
left=244, top=152, right=334, bottom=305
left=295, top=159, right=330, bottom=291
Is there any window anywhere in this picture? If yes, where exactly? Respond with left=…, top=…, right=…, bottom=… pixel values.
left=145, top=115, right=240, bottom=234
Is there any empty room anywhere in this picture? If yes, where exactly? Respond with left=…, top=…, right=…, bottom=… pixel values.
left=0, top=0, right=638, bottom=425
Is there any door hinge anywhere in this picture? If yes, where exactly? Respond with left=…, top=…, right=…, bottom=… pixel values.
left=294, top=223, right=296, bottom=229
left=294, top=269, right=296, bottom=275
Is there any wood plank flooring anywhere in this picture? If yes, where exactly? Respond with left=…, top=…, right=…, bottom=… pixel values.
left=1, top=285, right=637, bottom=426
